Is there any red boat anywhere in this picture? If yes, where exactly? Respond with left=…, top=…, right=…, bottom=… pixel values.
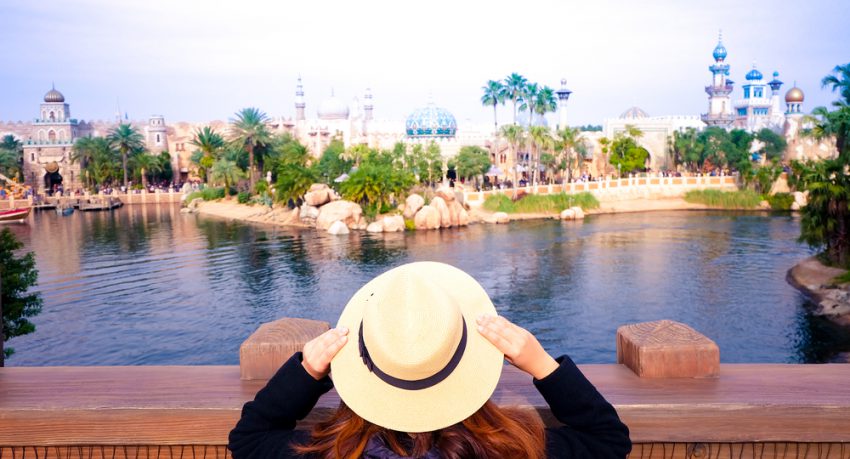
left=0, top=207, right=31, bottom=223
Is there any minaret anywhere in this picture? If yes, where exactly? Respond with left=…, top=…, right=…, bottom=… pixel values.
left=364, top=87, right=374, bottom=121
left=555, top=79, right=572, bottom=130
left=701, top=31, right=735, bottom=127
left=767, top=71, right=784, bottom=120
left=295, top=76, right=306, bottom=121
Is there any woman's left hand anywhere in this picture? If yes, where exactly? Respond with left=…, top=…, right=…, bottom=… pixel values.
left=301, top=326, right=349, bottom=380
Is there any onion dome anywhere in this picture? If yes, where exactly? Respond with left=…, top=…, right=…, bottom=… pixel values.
left=317, top=90, right=349, bottom=120
left=712, top=42, right=727, bottom=61
left=785, top=86, right=805, bottom=103
left=44, top=85, right=65, bottom=103
left=405, top=102, right=457, bottom=138
left=620, top=106, right=649, bottom=119
left=746, top=67, right=763, bottom=81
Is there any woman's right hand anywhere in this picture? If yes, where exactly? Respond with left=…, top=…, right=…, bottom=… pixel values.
left=476, top=315, right=559, bottom=380
left=301, top=326, right=349, bottom=380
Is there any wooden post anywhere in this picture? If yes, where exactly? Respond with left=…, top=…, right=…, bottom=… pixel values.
left=239, top=317, right=330, bottom=380
left=617, top=319, right=719, bottom=378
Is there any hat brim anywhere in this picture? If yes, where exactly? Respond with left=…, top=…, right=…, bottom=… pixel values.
left=330, top=262, right=504, bottom=433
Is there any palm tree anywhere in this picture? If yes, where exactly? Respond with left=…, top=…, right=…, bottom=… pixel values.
left=481, top=80, right=505, bottom=135
left=190, top=126, right=225, bottom=185
left=555, top=126, right=582, bottom=182
left=209, top=159, right=245, bottom=197
left=806, top=106, right=850, bottom=162
left=230, top=107, right=271, bottom=190
left=132, top=153, right=163, bottom=188
left=107, top=124, right=146, bottom=189
left=528, top=126, right=553, bottom=186
left=534, top=86, right=558, bottom=119
left=822, top=63, right=850, bottom=104
left=503, top=73, right=528, bottom=125
left=500, top=124, right=526, bottom=191
left=519, top=83, right=540, bottom=127
left=71, top=136, right=100, bottom=188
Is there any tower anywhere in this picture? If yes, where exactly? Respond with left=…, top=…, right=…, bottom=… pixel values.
left=364, top=87, right=374, bottom=122
left=555, top=79, right=572, bottom=129
left=295, top=76, right=306, bottom=122
left=701, top=31, right=735, bottom=127
left=785, top=84, right=804, bottom=116
left=146, top=115, right=168, bottom=155
left=767, top=71, right=784, bottom=125
left=22, top=85, right=81, bottom=193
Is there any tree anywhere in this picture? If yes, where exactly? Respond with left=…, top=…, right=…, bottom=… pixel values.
left=806, top=105, right=850, bottom=162
left=519, top=82, right=540, bottom=127
left=190, top=126, right=225, bottom=185
left=72, top=136, right=119, bottom=187
left=481, top=80, right=505, bottom=135
left=670, top=128, right=703, bottom=172
left=454, top=146, right=491, bottom=182
left=314, top=139, right=353, bottom=184
left=822, top=63, right=850, bottom=104
left=107, top=123, right=146, bottom=189
left=132, top=153, right=163, bottom=188
left=555, top=126, right=582, bottom=182
left=209, top=159, right=245, bottom=197
left=0, top=135, right=22, bottom=179
left=755, top=128, right=788, bottom=162
left=528, top=125, right=553, bottom=185
left=0, top=228, right=42, bottom=365
left=340, top=161, right=414, bottom=218
left=797, top=159, right=850, bottom=267
left=503, top=73, right=527, bottom=125
left=230, top=107, right=271, bottom=190
left=609, top=127, right=649, bottom=175
left=534, top=86, right=558, bottom=119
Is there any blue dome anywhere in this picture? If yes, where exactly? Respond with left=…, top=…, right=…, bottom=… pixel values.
left=746, top=68, right=763, bottom=81
left=712, top=42, right=727, bottom=61
left=405, top=102, right=457, bottom=138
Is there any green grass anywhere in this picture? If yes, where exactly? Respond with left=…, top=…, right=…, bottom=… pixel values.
left=183, top=187, right=225, bottom=205
left=683, top=189, right=762, bottom=209
left=483, top=192, right=599, bottom=214
left=766, top=192, right=794, bottom=211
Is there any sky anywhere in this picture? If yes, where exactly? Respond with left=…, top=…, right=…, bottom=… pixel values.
left=1, top=0, right=848, bottom=127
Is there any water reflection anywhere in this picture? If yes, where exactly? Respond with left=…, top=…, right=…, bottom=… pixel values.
left=6, top=206, right=850, bottom=366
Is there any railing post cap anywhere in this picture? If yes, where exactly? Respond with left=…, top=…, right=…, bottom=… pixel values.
left=239, top=317, right=330, bottom=380
left=617, top=319, right=719, bottom=378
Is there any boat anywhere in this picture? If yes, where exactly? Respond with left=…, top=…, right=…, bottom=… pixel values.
left=56, top=206, right=74, bottom=216
left=79, top=197, right=123, bottom=211
left=0, top=207, right=32, bottom=223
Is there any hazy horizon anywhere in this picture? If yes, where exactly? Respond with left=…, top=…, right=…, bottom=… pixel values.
left=1, top=0, right=848, bottom=127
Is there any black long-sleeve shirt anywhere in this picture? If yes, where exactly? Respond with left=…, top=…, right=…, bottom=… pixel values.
left=229, top=353, right=631, bottom=458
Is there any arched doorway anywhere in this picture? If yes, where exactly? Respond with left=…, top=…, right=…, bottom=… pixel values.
left=44, top=161, right=62, bottom=194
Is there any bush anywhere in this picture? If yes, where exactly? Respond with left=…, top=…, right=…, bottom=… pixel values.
left=483, top=192, right=599, bottom=214
left=404, top=218, right=416, bottom=231
left=683, top=189, right=762, bottom=209
left=201, top=187, right=225, bottom=201
left=237, top=191, right=251, bottom=204
left=183, top=191, right=203, bottom=204
left=766, top=192, right=794, bottom=210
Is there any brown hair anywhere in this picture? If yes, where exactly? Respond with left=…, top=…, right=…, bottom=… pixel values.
left=293, top=400, right=546, bottom=459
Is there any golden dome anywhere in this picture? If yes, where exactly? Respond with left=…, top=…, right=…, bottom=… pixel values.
left=785, top=87, right=804, bottom=103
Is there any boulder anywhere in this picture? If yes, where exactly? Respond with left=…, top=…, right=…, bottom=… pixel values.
left=570, top=206, right=585, bottom=219
left=493, top=212, right=509, bottom=224
left=404, top=194, right=425, bottom=219
left=304, top=184, right=333, bottom=207
left=759, top=200, right=771, bottom=210
left=299, top=204, right=320, bottom=221
left=366, top=222, right=384, bottom=233
left=414, top=205, right=441, bottom=230
left=316, top=200, right=363, bottom=230
left=435, top=186, right=456, bottom=203
left=793, top=191, right=808, bottom=208
left=327, top=220, right=349, bottom=235
left=560, top=209, right=576, bottom=220
left=457, top=207, right=470, bottom=226
left=791, top=201, right=801, bottom=211
left=431, top=196, right=452, bottom=227
left=382, top=215, right=405, bottom=232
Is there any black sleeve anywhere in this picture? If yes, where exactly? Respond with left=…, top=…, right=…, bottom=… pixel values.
left=228, top=352, right=333, bottom=459
left=535, top=355, right=632, bottom=459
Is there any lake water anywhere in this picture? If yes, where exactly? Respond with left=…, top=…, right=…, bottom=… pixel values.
left=6, top=204, right=850, bottom=366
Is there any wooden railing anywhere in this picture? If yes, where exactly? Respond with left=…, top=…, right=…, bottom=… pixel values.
left=2, top=318, right=849, bottom=459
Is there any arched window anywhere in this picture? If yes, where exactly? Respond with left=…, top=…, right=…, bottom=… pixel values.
left=49, top=111, right=56, bottom=121
left=156, top=134, right=161, bottom=143
left=48, top=130, right=56, bottom=142
left=39, top=130, right=45, bottom=141
left=59, top=130, right=65, bottom=141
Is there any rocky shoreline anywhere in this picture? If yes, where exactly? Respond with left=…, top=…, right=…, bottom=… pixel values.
left=787, top=256, right=850, bottom=327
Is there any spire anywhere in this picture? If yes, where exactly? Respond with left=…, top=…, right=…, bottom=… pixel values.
left=295, top=74, right=305, bottom=121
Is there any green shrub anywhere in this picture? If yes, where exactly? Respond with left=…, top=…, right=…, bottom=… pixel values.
left=483, top=192, right=599, bottom=214
left=766, top=192, right=794, bottom=210
left=183, top=191, right=203, bottom=204
left=201, top=187, right=225, bottom=201
left=683, top=189, right=762, bottom=209
left=237, top=191, right=251, bottom=204
left=254, top=180, right=269, bottom=195
left=404, top=218, right=416, bottom=231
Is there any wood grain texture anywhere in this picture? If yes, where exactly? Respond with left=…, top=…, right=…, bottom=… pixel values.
left=617, top=320, right=720, bottom=378
left=1, top=364, right=850, bottom=445
left=239, top=318, right=329, bottom=380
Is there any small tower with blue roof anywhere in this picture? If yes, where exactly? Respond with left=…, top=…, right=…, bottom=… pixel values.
left=701, top=31, right=735, bottom=127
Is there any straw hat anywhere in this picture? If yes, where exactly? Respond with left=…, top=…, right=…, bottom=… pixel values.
left=331, top=262, right=504, bottom=433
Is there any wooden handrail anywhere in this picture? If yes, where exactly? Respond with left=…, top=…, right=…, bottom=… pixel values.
left=2, top=363, right=849, bottom=446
